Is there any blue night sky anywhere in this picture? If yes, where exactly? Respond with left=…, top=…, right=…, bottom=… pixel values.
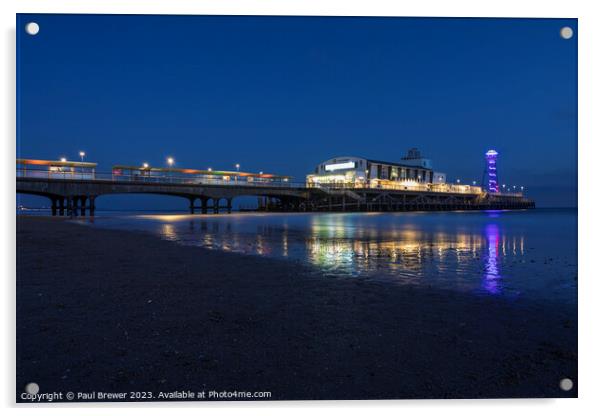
left=17, top=14, right=577, bottom=208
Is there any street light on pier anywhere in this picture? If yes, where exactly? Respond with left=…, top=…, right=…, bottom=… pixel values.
left=78, top=152, right=86, bottom=177
left=234, top=163, right=240, bottom=183
left=59, top=157, right=67, bottom=176
left=166, top=157, right=174, bottom=182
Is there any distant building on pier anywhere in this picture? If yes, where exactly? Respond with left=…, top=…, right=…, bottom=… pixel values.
left=17, top=158, right=97, bottom=180
left=306, top=148, right=449, bottom=190
left=111, top=164, right=292, bottom=185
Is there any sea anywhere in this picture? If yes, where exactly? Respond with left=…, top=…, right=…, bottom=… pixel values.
left=54, top=208, right=577, bottom=305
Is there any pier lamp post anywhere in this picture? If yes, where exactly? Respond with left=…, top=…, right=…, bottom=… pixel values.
left=235, top=163, right=240, bottom=172
left=59, top=157, right=67, bottom=177
left=78, top=151, right=86, bottom=177
left=502, top=184, right=506, bottom=193
left=167, top=157, right=174, bottom=182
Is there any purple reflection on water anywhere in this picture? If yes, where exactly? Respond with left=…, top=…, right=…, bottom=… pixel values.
left=483, top=223, right=501, bottom=294
left=485, top=210, right=502, bottom=218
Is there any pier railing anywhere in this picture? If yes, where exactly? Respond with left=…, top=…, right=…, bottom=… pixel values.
left=16, top=168, right=306, bottom=188
left=306, top=182, right=525, bottom=196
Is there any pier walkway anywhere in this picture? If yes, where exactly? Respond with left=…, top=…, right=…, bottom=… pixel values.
left=17, top=170, right=534, bottom=216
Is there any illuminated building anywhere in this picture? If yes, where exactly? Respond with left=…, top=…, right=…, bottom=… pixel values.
left=306, top=148, right=446, bottom=189
left=111, top=165, right=291, bottom=184
left=17, top=158, right=97, bottom=179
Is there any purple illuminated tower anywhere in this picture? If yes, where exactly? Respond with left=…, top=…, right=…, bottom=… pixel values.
left=485, top=149, right=499, bottom=193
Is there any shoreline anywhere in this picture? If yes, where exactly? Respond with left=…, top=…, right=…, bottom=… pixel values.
left=16, top=216, right=577, bottom=400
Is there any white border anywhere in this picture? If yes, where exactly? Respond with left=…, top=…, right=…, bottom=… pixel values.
left=3, top=1, right=601, bottom=415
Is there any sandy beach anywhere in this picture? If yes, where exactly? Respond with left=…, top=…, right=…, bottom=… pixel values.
left=16, top=216, right=577, bottom=401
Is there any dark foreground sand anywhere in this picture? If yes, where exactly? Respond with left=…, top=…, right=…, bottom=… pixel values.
left=16, top=216, right=577, bottom=401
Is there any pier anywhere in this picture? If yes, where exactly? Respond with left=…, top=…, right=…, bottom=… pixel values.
left=16, top=174, right=309, bottom=216
left=16, top=158, right=534, bottom=216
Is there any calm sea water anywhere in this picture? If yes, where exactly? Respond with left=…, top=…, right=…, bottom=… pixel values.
left=76, top=209, right=577, bottom=304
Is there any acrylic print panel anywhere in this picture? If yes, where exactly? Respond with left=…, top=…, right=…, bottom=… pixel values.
left=16, top=14, right=577, bottom=402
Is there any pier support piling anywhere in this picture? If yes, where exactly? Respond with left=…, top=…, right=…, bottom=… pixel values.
left=51, top=197, right=58, bottom=216
left=80, top=196, right=87, bottom=216
left=89, top=196, right=96, bottom=216
left=66, top=197, right=74, bottom=217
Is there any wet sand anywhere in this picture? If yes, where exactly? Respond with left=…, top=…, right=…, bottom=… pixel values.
left=16, top=216, right=577, bottom=401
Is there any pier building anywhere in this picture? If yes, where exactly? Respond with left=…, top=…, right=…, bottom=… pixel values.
left=111, top=164, right=292, bottom=185
left=306, top=148, right=458, bottom=192
left=17, top=158, right=97, bottom=180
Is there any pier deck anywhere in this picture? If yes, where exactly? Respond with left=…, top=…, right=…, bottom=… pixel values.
left=17, top=173, right=534, bottom=216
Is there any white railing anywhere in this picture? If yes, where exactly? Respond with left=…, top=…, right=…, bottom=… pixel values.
left=16, top=168, right=305, bottom=188
left=306, top=182, right=501, bottom=196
